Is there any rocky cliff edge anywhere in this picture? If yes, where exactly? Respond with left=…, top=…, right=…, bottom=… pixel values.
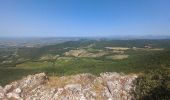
left=0, top=72, right=137, bottom=100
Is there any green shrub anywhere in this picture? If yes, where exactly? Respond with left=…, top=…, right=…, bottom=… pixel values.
left=134, top=68, right=170, bottom=100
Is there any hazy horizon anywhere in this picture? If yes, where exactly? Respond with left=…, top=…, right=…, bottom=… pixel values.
left=0, top=0, right=170, bottom=37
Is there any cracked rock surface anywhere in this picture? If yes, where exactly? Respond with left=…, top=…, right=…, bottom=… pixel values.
left=0, top=72, right=137, bottom=100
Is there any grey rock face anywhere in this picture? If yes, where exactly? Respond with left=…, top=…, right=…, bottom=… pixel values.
left=0, top=72, right=137, bottom=100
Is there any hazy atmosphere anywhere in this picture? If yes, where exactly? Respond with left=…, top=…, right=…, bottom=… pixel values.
left=0, top=0, right=170, bottom=37
left=0, top=1, right=170, bottom=99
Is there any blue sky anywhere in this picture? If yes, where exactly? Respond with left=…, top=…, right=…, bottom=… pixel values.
left=0, top=0, right=170, bottom=37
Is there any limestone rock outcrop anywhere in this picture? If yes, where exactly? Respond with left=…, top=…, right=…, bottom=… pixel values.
left=0, top=72, right=137, bottom=100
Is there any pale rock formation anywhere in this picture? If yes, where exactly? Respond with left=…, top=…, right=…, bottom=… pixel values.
left=0, top=72, right=137, bottom=100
